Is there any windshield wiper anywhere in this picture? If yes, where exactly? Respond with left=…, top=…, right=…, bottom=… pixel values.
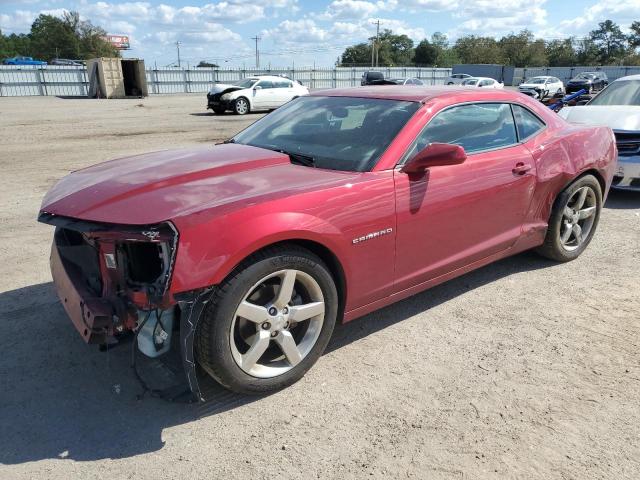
left=286, top=151, right=316, bottom=168
left=256, top=144, right=316, bottom=167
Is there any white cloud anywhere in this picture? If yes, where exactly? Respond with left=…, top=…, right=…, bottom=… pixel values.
left=403, top=0, right=458, bottom=12
left=445, top=0, right=548, bottom=39
left=0, top=9, right=35, bottom=31
left=262, top=18, right=330, bottom=43
left=558, top=0, right=640, bottom=35
left=367, top=17, right=426, bottom=40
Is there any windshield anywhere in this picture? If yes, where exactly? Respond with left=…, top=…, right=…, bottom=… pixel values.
left=574, top=73, right=595, bottom=80
left=232, top=78, right=258, bottom=88
left=233, top=96, right=420, bottom=172
left=588, top=80, right=640, bottom=106
left=528, top=78, right=546, bottom=84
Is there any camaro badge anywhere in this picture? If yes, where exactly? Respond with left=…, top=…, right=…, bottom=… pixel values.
left=352, top=228, right=393, bottom=245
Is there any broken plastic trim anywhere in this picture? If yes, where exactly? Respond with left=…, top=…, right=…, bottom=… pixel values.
left=38, top=212, right=179, bottom=301
left=175, top=286, right=216, bottom=402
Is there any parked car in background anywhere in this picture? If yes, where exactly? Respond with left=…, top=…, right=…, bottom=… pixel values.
left=388, top=78, right=425, bottom=86
left=462, top=77, right=504, bottom=89
left=445, top=73, right=472, bottom=85
left=206, top=75, right=309, bottom=115
left=361, top=71, right=385, bottom=85
left=3, top=56, right=47, bottom=66
left=560, top=74, right=640, bottom=190
left=518, top=76, right=564, bottom=99
left=50, top=58, right=84, bottom=66
left=39, top=86, right=616, bottom=399
left=566, top=72, right=608, bottom=94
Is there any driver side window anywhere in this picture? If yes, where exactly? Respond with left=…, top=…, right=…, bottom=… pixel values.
left=405, top=103, right=518, bottom=160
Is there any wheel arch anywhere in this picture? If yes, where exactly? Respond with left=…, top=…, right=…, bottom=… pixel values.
left=223, top=238, right=348, bottom=321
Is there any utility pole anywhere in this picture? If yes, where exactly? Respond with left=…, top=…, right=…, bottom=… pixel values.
left=250, top=36, right=261, bottom=68
left=176, top=41, right=181, bottom=68
left=371, top=20, right=381, bottom=67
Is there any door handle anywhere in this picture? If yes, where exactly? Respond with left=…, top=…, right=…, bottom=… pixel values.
left=512, top=162, right=532, bottom=175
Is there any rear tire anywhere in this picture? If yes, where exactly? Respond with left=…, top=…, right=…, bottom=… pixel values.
left=536, top=175, right=602, bottom=262
left=195, top=246, right=338, bottom=394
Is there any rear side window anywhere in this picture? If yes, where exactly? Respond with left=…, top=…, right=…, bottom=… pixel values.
left=406, top=103, right=518, bottom=157
left=512, top=104, right=545, bottom=140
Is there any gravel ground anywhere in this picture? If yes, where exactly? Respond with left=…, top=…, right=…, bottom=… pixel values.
left=0, top=94, right=639, bottom=479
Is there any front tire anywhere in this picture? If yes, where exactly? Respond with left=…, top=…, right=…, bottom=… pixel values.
left=195, top=246, right=338, bottom=394
left=233, top=97, right=250, bottom=115
left=536, top=175, right=602, bottom=262
left=212, top=105, right=226, bottom=114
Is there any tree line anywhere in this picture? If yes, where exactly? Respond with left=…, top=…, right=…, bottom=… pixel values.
left=0, top=12, right=119, bottom=62
left=340, top=20, right=640, bottom=67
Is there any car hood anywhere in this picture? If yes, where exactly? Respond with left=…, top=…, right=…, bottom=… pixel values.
left=568, top=79, right=593, bottom=84
left=208, top=83, right=245, bottom=95
left=559, top=105, right=640, bottom=131
left=40, top=143, right=357, bottom=225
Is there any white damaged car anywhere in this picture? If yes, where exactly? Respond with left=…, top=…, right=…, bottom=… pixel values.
left=206, top=75, right=309, bottom=115
left=559, top=74, right=640, bottom=191
left=518, top=76, right=564, bottom=99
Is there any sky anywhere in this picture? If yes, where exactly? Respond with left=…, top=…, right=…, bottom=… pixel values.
left=0, top=0, right=639, bottom=67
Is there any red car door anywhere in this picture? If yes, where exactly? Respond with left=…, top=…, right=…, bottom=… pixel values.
left=393, top=102, right=537, bottom=292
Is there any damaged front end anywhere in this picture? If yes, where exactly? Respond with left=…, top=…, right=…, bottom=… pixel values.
left=39, top=212, right=208, bottom=401
left=206, top=86, right=244, bottom=111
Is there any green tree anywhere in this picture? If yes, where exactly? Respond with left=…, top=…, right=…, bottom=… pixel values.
left=413, top=39, right=438, bottom=65
left=453, top=35, right=504, bottom=64
left=340, top=42, right=371, bottom=65
left=545, top=38, right=577, bottom=66
left=589, top=20, right=628, bottom=63
left=375, top=29, right=414, bottom=66
left=498, top=30, right=547, bottom=67
left=576, top=38, right=600, bottom=65
left=0, top=11, right=118, bottom=62
left=628, top=21, right=640, bottom=50
left=30, top=14, right=79, bottom=60
left=431, top=32, right=458, bottom=67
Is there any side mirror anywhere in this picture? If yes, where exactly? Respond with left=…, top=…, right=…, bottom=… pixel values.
left=254, top=85, right=262, bottom=90
left=401, top=143, right=467, bottom=174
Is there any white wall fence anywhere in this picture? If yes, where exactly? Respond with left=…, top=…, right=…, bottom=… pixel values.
left=513, top=66, right=640, bottom=85
left=3, top=64, right=639, bottom=96
left=0, top=65, right=452, bottom=97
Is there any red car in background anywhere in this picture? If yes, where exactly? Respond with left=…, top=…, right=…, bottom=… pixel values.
left=38, top=87, right=616, bottom=399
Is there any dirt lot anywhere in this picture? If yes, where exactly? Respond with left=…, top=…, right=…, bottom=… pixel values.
left=0, top=94, right=639, bottom=479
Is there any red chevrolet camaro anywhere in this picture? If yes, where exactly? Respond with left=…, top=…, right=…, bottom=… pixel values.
left=39, top=87, right=616, bottom=399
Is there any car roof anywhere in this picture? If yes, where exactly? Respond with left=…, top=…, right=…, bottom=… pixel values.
left=252, top=75, right=293, bottom=81
left=467, top=77, right=495, bottom=81
left=310, top=85, right=522, bottom=103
